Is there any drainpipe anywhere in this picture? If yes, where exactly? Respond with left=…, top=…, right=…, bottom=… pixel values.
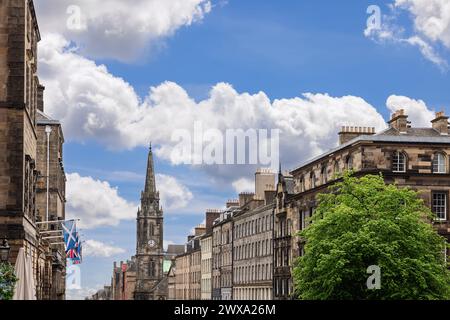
left=45, top=126, right=52, bottom=224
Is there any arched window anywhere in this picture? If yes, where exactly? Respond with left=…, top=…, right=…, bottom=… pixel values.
left=310, top=172, right=316, bottom=189
left=346, top=155, right=354, bottom=171
left=433, top=152, right=447, bottom=174
left=299, top=176, right=305, bottom=192
left=334, top=161, right=340, bottom=176
left=392, top=151, right=407, bottom=173
left=321, top=166, right=327, bottom=184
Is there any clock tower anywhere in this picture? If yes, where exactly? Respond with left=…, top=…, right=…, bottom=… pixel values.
left=134, top=144, right=166, bottom=300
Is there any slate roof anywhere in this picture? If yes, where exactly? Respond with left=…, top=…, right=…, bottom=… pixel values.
left=292, top=126, right=450, bottom=173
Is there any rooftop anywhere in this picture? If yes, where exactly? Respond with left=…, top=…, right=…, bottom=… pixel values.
left=292, top=119, right=450, bottom=173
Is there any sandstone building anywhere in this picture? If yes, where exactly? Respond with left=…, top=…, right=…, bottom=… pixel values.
left=173, top=226, right=205, bottom=300
left=274, top=109, right=450, bottom=299
left=111, top=259, right=137, bottom=300
left=212, top=204, right=239, bottom=300
left=0, top=0, right=66, bottom=300
left=233, top=169, right=276, bottom=300
left=200, top=209, right=221, bottom=300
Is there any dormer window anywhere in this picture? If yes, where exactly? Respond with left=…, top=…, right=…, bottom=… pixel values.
left=432, top=153, right=447, bottom=174
left=392, top=151, right=407, bottom=173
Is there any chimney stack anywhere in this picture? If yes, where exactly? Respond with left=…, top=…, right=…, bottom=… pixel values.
left=338, top=126, right=376, bottom=145
left=205, top=209, right=222, bottom=232
left=388, top=109, right=409, bottom=133
left=431, top=111, right=449, bottom=135
left=226, top=200, right=239, bottom=208
left=37, top=85, right=45, bottom=112
left=239, top=192, right=255, bottom=207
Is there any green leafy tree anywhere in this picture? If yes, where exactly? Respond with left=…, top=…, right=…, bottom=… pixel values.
left=294, top=173, right=450, bottom=300
left=0, top=263, right=18, bottom=300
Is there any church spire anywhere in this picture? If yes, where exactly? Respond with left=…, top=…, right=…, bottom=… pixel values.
left=144, top=142, right=157, bottom=196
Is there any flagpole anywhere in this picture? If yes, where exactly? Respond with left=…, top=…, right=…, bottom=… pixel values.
left=36, top=219, right=80, bottom=225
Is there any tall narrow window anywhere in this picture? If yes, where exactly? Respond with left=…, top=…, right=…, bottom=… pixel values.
left=149, top=260, right=156, bottom=277
left=310, top=172, right=316, bottom=189
left=334, top=161, right=340, bottom=176
left=299, top=176, right=305, bottom=192
left=433, top=153, right=447, bottom=174
left=432, top=192, right=447, bottom=221
left=392, top=151, right=407, bottom=173
left=321, top=166, right=327, bottom=184
left=346, top=156, right=354, bottom=171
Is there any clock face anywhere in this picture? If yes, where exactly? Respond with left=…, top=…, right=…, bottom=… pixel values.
left=148, top=240, right=156, bottom=247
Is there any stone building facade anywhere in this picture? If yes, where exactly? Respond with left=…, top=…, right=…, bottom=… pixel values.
left=174, top=251, right=189, bottom=300
left=233, top=206, right=274, bottom=299
left=200, top=233, right=212, bottom=300
left=274, top=109, right=450, bottom=299
left=200, top=209, right=221, bottom=300
left=212, top=207, right=238, bottom=300
left=35, top=108, right=66, bottom=300
left=233, top=170, right=275, bottom=300
left=0, top=0, right=65, bottom=300
left=172, top=226, right=205, bottom=300
left=111, top=259, right=137, bottom=300
left=134, top=146, right=167, bottom=300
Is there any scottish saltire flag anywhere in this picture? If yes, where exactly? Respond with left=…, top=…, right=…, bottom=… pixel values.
left=62, top=220, right=78, bottom=253
left=66, top=233, right=83, bottom=264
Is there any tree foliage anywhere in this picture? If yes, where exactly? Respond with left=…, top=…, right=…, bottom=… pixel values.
left=293, top=173, right=450, bottom=300
left=0, top=263, right=18, bottom=300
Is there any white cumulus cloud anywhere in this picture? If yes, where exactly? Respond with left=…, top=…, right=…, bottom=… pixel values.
left=35, top=0, right=212, bottom=61
left=83, top=240, right=126, bottom=258
left=365, top=0, right=450, bottom=68
left=395, top=0, right=450, bottom=48
left=38, top=33, right=389, bottom=183
left=156, top=174, right=194, bottom=211
left=386, top=95, right=436, bottom=126
left=66, top=173, right=137, bottom=229
left=232, top=178, right=254, bottom=194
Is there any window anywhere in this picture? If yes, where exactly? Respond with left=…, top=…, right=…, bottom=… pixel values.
left=149, top=260, right=156, bottom=277
left=321, top=166, right=327, bottom=184
left=433, top=153, right=447, bottom=174
left=299, top=176, right=305, bottom=192
left=334, top=161, right=340, bottom=176
left=432, top=192, right=447, bottom=221
left=310, top=172, right=316, bottom=189
left=300, top=210, right=308, bottom=230
left=346, top=156, right=354, bottom=171
left=392, top=151, right=407, bottom=173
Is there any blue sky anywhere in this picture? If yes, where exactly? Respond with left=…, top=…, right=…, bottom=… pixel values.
left=34, top=0, right=450, bottom=298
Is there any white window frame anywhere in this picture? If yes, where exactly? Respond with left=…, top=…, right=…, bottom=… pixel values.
left=392, top=151, right=407, bottom=173
left=433, top=153, right=447, bottom=174
left=432, top=192, right=447, bottom=221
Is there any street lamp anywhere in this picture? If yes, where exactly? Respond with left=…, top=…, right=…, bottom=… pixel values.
left=0, top=239, right=11, bottom=263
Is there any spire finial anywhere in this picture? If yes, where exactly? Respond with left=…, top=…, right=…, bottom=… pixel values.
left=149, top=142, right=152, bottom=151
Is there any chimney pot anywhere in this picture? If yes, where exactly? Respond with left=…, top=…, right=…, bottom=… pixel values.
left=388, top=109, right=408, bottom=133
left=431, top=111, right=449, bottom=135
